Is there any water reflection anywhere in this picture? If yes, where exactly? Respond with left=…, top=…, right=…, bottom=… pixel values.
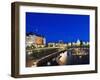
left=26, top=47, right=89, bottom=67
left=46, top=49, right=89, bottom=66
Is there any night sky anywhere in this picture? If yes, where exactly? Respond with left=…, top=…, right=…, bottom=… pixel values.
left=26, top=12, right=90, bottom=43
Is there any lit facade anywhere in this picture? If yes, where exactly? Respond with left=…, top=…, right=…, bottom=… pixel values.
left=26, top=35, right=36, bottom=47
left=26, top=33, right=46, bottom=47
left=35, top=36, right=44, bottom=45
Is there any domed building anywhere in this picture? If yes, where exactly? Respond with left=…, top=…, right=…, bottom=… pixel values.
left=76, top=39, right=81, bottom=46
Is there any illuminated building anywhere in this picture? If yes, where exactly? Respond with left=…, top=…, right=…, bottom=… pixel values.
left=76, top=39, right=81, bottom=46
left=26, top=33, right=46, bottom=47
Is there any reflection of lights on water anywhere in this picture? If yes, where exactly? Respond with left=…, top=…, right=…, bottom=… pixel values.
left=79, top=56, right=82, bottom=58
left=57, top=51, right=67, bottom=65
left=47, top=62, right=51, bottom=65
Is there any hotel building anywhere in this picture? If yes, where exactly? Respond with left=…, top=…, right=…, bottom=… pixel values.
left=26, top=33, right=46, bottom=48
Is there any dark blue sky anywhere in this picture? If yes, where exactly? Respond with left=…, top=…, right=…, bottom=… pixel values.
left=26, top=12, right=90, bottom=43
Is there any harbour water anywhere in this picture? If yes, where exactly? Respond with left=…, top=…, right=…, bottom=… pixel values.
left=36, top=50, right=89, bottom=66
left=26, top=47, right=89, bottom=67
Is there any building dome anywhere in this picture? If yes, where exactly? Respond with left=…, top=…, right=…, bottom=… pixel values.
left=76, top=39, right=81, bottom=46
